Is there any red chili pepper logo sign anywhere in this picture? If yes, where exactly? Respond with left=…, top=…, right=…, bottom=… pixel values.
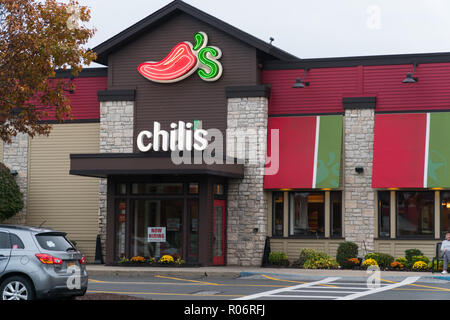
left=138, top=32, right=223, bottom=83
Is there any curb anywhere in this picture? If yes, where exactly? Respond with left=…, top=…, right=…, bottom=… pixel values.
left=86, top=268, right=242, bottom=279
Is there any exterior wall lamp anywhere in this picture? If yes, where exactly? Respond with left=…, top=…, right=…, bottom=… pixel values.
left=402, top=63, right=418, bottom=83
left=355, top=166, right=364, bottom=174
left=292, top=67, right=310, bottom=88
left=10, top=170, right=18, bottom=176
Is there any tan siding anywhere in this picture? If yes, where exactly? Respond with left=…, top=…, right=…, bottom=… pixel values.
left=27, top=123, right=99, bottom=262
left=269, top=239, right=345, bottom=261
left=375, top=240, right=439, bottom=259
left=0, top=141, right=3, bottom=162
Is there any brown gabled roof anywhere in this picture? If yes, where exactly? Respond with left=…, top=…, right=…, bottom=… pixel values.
left=92, top=0, right=299, bottom=65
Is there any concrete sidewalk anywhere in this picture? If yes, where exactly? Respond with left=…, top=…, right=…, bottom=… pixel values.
left=86, top=264, right=450, bottom=281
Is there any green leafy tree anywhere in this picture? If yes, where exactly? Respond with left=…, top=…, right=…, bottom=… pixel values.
left=0, top=162, right=24, bottom=221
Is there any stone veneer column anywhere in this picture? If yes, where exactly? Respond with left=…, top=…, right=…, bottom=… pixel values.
left=226, top=96, right=269, bottom=266
left=343, top=108, right=376, bottom=256
left=2, top=133, right=29, bottom=225
left=98, top=100, right=134, bottom=258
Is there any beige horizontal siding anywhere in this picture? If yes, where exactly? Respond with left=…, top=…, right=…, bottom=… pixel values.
left=26, top=123, right=100, bottom=262
left=374, top=240, right=439, bottom=259
left=269, top=238, right=345, bottom=261
left=0, top=140, right=3, bottom=162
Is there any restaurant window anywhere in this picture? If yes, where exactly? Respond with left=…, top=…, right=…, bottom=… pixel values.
left=397, top=191, right=434, bottom=238
left=330, top=191, right=342, bottom=238
left=378, top=191, right=391, bottom=238
left=289, top=192, right=325, bottom=237
left=188, top=183, right=199, bottom=194
left=214, top=184, right=224, bottom=195
left=116, top=183, right=127, bottom=195
left=272, top=192, right=284, bottom=236
left=441, top=191, right=450, bottom=237
left=131, top=199, right=183, bottom=258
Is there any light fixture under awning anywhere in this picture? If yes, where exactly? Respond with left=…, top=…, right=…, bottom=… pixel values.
left=264, top=115, right=343, bottom=189
left=372, top=112, right=450, bottom=188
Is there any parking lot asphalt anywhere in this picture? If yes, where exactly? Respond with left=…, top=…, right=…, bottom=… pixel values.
left=85, top=272, right=450, bottom=300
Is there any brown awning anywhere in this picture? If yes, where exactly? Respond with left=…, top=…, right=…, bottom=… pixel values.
left=70, top=153, right=245, bottom=179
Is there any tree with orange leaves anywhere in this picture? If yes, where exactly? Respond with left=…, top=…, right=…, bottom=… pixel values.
left=0, top=0, right=96, bottom=143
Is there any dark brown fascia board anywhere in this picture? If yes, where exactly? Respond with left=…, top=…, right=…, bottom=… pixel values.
left=343, top=97, right=377, bottom=110
left=92, top=0, right=299, bottom=65
left=54, top=68, right=108, bottom=78
left=263, top=52, right=450, bottom=70
left=225, top=85, right=271, bottom=99
left=69, top=169, right=244, bottom=179
left=98, top=89, right=136, bottom=102
left=70, top=152, right=243, bottom=163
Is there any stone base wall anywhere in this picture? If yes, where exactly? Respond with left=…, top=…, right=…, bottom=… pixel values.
left=98, top=100, right=134, bottom=259
left=2, top=133, right=29, bottom=225
left=226, top=97, right=268, bottom=266
left=343, top=108, right=376, bottom=256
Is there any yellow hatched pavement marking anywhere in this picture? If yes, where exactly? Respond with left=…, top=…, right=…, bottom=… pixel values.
left=87, top=290, right=243, bottom=298
left=261, top=274, right=339, bottom=288
left=381, top=278, right=450, bottom=292
left=155, top=275, right=222, bottom=286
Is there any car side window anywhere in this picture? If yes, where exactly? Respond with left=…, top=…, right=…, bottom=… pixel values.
left=10, top=234, right=25, bottom=249
left=0, top=232, right=10, bottom=249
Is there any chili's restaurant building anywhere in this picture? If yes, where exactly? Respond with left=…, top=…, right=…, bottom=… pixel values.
left=1, top=0, right=450, bottom=265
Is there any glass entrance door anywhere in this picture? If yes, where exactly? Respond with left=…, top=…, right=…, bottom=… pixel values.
left=213, top=200, right=226, bottom=265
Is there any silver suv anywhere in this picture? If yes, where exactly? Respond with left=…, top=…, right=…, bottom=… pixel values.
left=0, top=225, right=88, bottom=300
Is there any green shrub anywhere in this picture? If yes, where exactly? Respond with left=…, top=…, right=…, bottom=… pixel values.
left=336, top=242, right=359, bottom=267
left=395, top=257, right=408, bottom=265
left=364, top=252, right=394, bottom=269
left=298, top=249, right=339, bottom=270
left=269, top=252, right=289, bottom=266
left=0, top=163, right=24, bottom=222
left=303, top=256, right=339, bottom=269
left=377, top=253, right=394, bottom=269
left=411, top=255, right=430, bottom=265
left=293, top=249, right=317, bottom=268
left=405, top=249, right=423, bottom=263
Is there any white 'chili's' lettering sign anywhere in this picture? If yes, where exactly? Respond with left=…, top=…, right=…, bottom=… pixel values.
left=137, top=121, right=209, bottom=152
left=138, top=32, right=223, bottom=83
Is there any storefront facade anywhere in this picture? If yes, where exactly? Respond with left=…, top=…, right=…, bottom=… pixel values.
left=1, top=1, right=449, bottom=265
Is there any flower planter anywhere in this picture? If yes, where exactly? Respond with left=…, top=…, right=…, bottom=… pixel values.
left=113, top=263, right=193, bottom=268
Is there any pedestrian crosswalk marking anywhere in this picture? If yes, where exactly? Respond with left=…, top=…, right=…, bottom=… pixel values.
left=236, top=276, right=422, bottom=300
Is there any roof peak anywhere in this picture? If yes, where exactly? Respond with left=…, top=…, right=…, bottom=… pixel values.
left=93, top=0, right=299, bottom=65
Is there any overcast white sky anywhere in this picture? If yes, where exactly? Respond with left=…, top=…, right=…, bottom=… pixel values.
left=74, top=0, right=450, bottom=64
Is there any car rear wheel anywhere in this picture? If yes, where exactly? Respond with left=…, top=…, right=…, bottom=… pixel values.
left=0, top=276, right=35, bottom=301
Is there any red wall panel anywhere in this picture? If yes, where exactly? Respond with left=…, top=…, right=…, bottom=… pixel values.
left=262, top=68, right=357, bottom=115
left=263, top=62, right=450, bottom=115
left=41, top=77, right=107, bottom=121
left=364, top=63, right=450, bottom=112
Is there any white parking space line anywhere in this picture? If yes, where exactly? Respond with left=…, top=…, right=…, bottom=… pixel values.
left=336, top=277, right=420, bottom=300
left=234, top=277, right=341, bottom=300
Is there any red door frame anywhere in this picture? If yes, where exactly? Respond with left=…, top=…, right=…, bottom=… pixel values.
left=212, top=199, right=226, bottom=265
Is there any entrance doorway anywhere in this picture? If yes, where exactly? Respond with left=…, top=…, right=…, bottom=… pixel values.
left=213, top=199, right=226, bottom=265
